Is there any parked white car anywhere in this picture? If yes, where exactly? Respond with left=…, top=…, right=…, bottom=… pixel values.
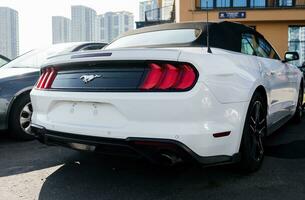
left=30, top=22, right=304, bottom=172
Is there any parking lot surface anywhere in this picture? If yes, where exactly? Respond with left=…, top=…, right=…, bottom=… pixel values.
left=1, top=119, right=305, bottom=200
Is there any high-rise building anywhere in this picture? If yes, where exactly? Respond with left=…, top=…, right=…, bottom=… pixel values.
left=71, top=5, right=97, bottom=42
left=100, top=12, right=134, bottom=43
left=139, top=0, right=158, bottom=21
left=0, top=7, right=19, bottom=59
left=97, top=15, right=107, bottom=43
left=52, top=16, right=71, bottom=44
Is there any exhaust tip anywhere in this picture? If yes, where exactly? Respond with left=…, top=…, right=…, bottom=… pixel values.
left=159, top=152, right=183, bottom=167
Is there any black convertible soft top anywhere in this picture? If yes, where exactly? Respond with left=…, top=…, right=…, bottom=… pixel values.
left=118, top=21, right=262, bottom=53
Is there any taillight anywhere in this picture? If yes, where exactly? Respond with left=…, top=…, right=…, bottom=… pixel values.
left=140, top=62, right=197, bottom=91
left=35, top=68, right=57, bottom=89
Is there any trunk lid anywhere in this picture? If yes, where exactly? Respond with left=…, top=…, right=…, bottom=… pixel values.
left=38, top=48, right=197, bottom=92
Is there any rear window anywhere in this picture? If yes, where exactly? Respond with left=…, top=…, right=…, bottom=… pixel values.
left=3, top=43, right=79, bottom=68
left=105, top=29, right=202, bottom=49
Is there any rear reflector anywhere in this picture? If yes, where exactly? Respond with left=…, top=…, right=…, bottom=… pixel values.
left=140, top=62, right=197, bottom=91
left=213, top=131, right=231, bottom=138
left=35, top=68, right=57, bottom=89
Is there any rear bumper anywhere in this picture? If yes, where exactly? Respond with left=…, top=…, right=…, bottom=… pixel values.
left=30, top=83, right=249, bottom=157
left=31, top=123, right=240, bottom=166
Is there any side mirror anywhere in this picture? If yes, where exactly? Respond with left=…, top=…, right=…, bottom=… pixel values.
left=283, top=51, right=299, bottom=63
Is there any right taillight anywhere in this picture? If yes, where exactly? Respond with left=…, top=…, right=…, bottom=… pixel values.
left=35, top=68, right=57, bottom=90
left=140, top=62, right=197, bottom=91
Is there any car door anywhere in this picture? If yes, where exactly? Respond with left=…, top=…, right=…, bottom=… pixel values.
left=254, top=35, right=294, bottom=124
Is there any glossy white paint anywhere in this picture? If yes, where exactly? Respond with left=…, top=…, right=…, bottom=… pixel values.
left=30, top=47, right=303, bottom=158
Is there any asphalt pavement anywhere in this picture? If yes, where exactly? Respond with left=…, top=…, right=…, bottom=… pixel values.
left=1, top=118, right=305, bottom=200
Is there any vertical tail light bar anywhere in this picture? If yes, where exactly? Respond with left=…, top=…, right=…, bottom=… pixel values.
left=140, top=63, right=163, bottom=90
left=140, top=62, right=197, bottom=91
left=35, top=68, right=57, bottom=90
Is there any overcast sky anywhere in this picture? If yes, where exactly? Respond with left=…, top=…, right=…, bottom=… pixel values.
left=0, top=0, right=140, bottom=54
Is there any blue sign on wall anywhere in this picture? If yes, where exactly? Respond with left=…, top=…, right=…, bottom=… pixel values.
left=219, top=12, right=246, bottom=19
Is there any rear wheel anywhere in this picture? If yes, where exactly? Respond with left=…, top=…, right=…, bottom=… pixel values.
left=293, top=84, right=304, bottom=123
left=238, top=92, right=267, bottom=173
left=9, top=94, right=34, bottom=140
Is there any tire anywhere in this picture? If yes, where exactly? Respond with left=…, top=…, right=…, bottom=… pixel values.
left=9, top=93, right=34, bottom=141
left=293, top=83, right=304, bottom=123
left=238, top=92, right=267, bottom=173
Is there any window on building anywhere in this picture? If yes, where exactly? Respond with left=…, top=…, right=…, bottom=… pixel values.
left=233, top=0, right=247, bottom=7
left=250, top=0, right=266, bottom=7
left=124, top=16, right=129, bottom=26
left=289, top=26, right=305, bottom=67
left=114, top=16, right=119, bottom=26
left=216, top=0, right=231, bottom=7
left=278, top=0, right=293, bottom=6
left=200, top=0, right=214, bottom=8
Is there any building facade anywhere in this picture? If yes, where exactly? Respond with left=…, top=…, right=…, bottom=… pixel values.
left=139, top=0, right=158, bottom=21
left=52, top=16, right=71, bottom=44
left=161, top=0, right=175, bottom=20
left=99, top=12, right=134, bottom=43
left=71, top=5, right=97, bottom=42
left=173, top=0, right=305, bottom=66
left=137, top=0, right=175, bottom=28
left=0, top=7, right=19, bottom=59
left=97, top=15, right=106, bottom=43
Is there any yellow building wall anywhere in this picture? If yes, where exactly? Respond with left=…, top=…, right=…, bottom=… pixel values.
left=175, top=0, right=305, bottom=58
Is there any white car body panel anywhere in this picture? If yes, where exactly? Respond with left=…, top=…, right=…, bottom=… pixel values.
left=30, top=46, right=303, bottom=159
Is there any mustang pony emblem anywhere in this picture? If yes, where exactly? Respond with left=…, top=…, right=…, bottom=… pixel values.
left=80, top=74, right=102, bottom=83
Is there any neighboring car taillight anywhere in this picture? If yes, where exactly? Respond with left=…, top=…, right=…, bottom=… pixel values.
left=35, top=68, right=57, bottom=89
left=140, top=63, right=197, bottom=91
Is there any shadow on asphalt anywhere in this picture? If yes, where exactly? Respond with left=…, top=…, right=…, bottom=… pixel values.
left=38, top=154, right=247, bottom=200
left=1, top=119, right=305, bottom=199
left=38, top=120, right=305, bottom=200
left=265, top=119, right=305, bottom=159
left=0, top=131, right=79, bottom=177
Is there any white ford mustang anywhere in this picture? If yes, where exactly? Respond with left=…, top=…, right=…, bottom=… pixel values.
left=30, top=21, right=304, bottom=172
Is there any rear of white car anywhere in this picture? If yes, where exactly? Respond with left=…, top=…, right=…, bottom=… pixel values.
left=30, top=21, right=304, bottom=171
left=30, top=46, right=251, bottom=165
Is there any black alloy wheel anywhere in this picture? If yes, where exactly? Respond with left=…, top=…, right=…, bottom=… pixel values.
left=239, top=92, right=267, bottom=173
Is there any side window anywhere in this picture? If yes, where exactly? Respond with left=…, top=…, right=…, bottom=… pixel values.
left=256, top=37, right=280, bottom=60
left=241, top=33, right=256, bottom=56
left=80, top=44, right=104, bottom=51
left=0, top=57, right=7, bottom=67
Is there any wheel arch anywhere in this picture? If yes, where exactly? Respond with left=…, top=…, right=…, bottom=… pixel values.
left=254, top=85, right=268, bottom=109
left=6, top=87, right=33, bottom=128
left=236, top=84, right=268, bottom=153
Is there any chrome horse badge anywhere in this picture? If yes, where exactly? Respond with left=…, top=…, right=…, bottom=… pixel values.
left=80, top=75, right=102, bottom=84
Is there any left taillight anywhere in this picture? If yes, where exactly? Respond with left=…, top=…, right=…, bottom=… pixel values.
left=35, top=68, right=57, bottom=89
